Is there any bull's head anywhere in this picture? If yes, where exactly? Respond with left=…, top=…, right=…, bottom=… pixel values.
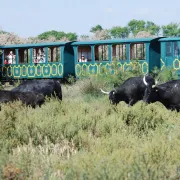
left=143, top=75, right=157, bottom=87
left=100, top=88, right=119, bottom=104
left=36, top=93, right=45, bottom=107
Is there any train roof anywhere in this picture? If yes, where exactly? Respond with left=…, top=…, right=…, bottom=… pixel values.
left=159, top=37, right=180, bottom=42
left=0, top=41, right=72, bottom=49
left=72, top=37, right=162, bottom=45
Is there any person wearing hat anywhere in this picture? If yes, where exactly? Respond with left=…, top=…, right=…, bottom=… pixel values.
left=79, top=54, right=87, bottom=62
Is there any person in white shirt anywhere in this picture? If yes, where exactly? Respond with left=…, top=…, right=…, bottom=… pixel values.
left=79, top=54, right=87, bottom=62
left=7, top=51, right=15, bottom=64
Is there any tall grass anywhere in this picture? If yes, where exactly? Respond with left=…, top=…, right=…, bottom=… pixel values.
left=0, top=67, right=180, bottom=179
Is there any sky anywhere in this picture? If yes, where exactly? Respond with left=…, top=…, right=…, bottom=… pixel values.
left=0, top=0, right=179, bottom=38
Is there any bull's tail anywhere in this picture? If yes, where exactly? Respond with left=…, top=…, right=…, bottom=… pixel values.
left=100, top=88, right=110, bottom=95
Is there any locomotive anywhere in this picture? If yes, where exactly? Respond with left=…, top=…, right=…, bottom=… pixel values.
left=0, top=36, right=179, bottom=82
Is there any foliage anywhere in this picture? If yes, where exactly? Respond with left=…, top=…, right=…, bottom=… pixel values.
left=110, top=26, right=129, bottom=38
left=128, top=19, right=146, bottom=36
left=0, top=81, right=180, bottom=179
left=1, top=19, right=180, bottom=45
left=91, top=29, right=111, bottom=40
left=162, top=23, right=180, bottom=37
left=145, top=21, right=161, bottom=36
left=151, top=66, right=178, bottom=83
left=127, top=19, right=160, bottom=36
left=79, top=34, right=90, bottom=41
left=90, top=24, right=103, bottom=33
left=37, top=30, right=77, bottom=41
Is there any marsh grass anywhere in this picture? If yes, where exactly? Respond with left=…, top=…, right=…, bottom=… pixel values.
left=0, top=69, right=180, bottom=179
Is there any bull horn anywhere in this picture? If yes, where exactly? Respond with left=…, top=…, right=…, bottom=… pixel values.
left=100, top=88, right=110, bottom=95
left=152, top=80, right=158, bottom=88
left=143, top=76, right=148, bottom=86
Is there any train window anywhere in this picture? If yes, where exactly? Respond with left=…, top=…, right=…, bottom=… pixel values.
left=112, top=44, right=126, bottom=60
left=19, top=49, right=30, bottom=64
left=130, top=43, right=145, bottom=60
left=78, top=46, right=91, bottom=62
left=4, top=49, right=16, bottom=64
left=174, top=42, right=179, bottom=56
left=33, top=48, right=46, bottom=63
left=95, top=45, right=108, bottom=61
left=166, top=42, right=172, bottom=56
left=48, top=47, right=61, bottom=62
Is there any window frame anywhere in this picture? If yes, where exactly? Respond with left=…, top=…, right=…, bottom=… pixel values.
left=130, top=43, right=146, bottom=60
left=112, top=43, right=127, bottom=61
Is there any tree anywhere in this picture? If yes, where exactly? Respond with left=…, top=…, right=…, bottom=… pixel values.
left=162, top=23, right=180, bottom=37
left=79, top=35, right=90, bottom=41
left=110, top=26, right=129, bottom=38
left=90, top=25, right=103, bottom=33
left=127, top=19, right=146, bottom=36
left=65, top=32, right=78, bottom=41
left=38, top=30, right=77, bottom=41
left=92, top=29, right=110, bottom=40
left=145, top=21, right=160, bottom=36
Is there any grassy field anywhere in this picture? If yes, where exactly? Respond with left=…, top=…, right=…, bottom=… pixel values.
left=0, top=70, right=180, bottom=179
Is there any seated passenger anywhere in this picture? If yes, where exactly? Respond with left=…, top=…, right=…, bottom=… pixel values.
left=39, top=54, right=45, bottom=63
left=79, top=54, right=87, bottom=62
left=4, top=57, right=9, bottom=65
left=34, top=53, right=41, bottom=63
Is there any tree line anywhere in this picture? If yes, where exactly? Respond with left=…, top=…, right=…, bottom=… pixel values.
left=0, top=19, right=180, bottom=45
left=37, top=19, right=180, bottom=41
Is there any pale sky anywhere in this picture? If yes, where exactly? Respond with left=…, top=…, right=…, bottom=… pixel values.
left=1, top=0, right=179, bottom=38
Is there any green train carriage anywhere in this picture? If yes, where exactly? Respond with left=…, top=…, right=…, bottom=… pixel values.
left=159, top=37, right=180, bottom=76
left=71, top=38, right=161, bottom=77
left=0, top=37, right=166, bottom=82
left=0, top=42, right=75, bottom=81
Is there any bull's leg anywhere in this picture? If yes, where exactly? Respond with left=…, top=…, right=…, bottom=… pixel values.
left=143, top=87, right=151, bottom=103
left=55, top=91, right=62, bottom=101
left=128, top=98, right=137, bottom=107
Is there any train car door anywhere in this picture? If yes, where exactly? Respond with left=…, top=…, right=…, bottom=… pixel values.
left=164, top=41, right=173, bottom=67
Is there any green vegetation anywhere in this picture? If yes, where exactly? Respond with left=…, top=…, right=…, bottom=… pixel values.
left=0, top=68, right=180, bottom=179
left=1, top=19, right=180, bottom=45
left=37, top=30, right=78, bottom=41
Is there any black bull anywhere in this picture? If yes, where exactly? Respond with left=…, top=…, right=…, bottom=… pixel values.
left=100, top=76, right=155, bottom=106
left=11, top=79, right=62, bottom=100
left=143, top=79, right=180, bottom=111
left=0, top=90, right=45, bottom=108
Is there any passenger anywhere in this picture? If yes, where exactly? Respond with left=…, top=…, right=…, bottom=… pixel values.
left=7, top=51, right=15, bottom=64
left=40, top=54, right=45, bottom=63
left=33, top=53, right=40, bottom=63
left=4, top=57, right=9, bottom=65
left=37, top=53, right=41, bottom=62
left=12, top=55, right=16, bottom=64
left=79, top=54, right=87, bottom=62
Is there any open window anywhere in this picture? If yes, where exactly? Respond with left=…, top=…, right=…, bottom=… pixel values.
left=18, top=49, right=30, bottom=64
left=130, top=43, right=146, bottom=60
left=174, top=42, right=179, bottom=57
left=166, top=42, right=172, bottom=57
left=33, top=47, right=46, bottom=63
left=95, top=45, right=108, bottom=61
left=78, top=46, right=91, bottom=62
left=48, top=46, right=61, bottom=62
left=4, top=49, right=16, bottom=64
left=112, top=44, right=126, bottom=61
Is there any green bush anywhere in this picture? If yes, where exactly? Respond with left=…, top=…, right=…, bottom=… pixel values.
left=151, top=66, right=178, bottom=84
left=1, top=70, right=180, bottom=179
